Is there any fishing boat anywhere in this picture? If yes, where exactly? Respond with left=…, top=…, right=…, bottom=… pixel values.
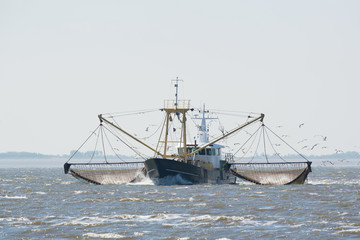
left=64, top=78, right=312, bottom=185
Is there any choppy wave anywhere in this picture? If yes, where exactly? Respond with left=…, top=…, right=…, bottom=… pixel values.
left=1, top=167, right=359, bottom=239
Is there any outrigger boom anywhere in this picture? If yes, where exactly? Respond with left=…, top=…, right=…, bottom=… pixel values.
left=98, top=114, right=164, bottom=157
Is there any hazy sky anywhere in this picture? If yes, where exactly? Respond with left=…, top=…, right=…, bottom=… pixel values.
left=1, top=0, right=359, bottom=156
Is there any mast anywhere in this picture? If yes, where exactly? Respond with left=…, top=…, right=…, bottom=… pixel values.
left=172, top=77, right=183, bottom=110
left=193, top=104, right=217, bottom=144
left=189, top=114, right=265, bottom=156
left=161, top=78, right=192, bottom=161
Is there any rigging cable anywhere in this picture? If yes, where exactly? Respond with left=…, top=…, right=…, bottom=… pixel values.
left=87, top=126, right=101, bottom=164
left=263, top=125, right=287, bottom=163
left=233, top=124, right=262, bottom=158
left=100, top=124, right=108, bottom=163
left=101, top=126, right=128, bottom=162
left=66, top=125, right=101, bottom=163
left=262, top=125, right=269, bottom=163
left=102, top=124, right=147, bottom=161
left=250, top=126, right=263, bottom=163
left=102, top=108, right=159, bottom=118
left=264, top=125, right=310, bottom=162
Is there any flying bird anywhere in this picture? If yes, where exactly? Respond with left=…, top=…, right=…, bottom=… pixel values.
left=310, top=144, right=318, bottom=150
left=297, top=139, right=307, bottom=144
left=322, top=160, right=334, bottom=165
left=299, top=123, right=304, bottom=128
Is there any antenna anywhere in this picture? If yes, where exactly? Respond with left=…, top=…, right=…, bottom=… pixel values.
left=171, top=77, right=183, bottom=109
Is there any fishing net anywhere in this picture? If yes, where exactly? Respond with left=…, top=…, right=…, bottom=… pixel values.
left=230, top=162, right=312, bottom=185
left=64, top=162, right=145, bottom=185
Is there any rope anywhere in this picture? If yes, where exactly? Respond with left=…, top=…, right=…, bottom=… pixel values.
left=101, top=126, right=127, bottom=162
left=102, top=124, right=147, bottom=161
left=102, top=108, right=159, bottom=118
left=250, top=127, right=263, bottom=163
left=264, top=125, right=310, bottom=162
left=233, top=124, right=262, bottom=158
left=100, top=125, right=108, bottom=163
left=262, top=125, right=269, bottom=163
left=66, top=125, right=101, bottom=163
left=87, top=126, right=101, bottom=164
left=263, top=126, right=287, bottom=162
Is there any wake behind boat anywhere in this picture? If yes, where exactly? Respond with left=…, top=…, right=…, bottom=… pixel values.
left=64, top=78, right=312, bottom=185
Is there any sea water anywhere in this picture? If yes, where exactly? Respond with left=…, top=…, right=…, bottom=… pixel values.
left=0, top=159, right=359, bottom=239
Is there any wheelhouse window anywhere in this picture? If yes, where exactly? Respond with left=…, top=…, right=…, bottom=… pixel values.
left=215, top=148, right=220, bottom=156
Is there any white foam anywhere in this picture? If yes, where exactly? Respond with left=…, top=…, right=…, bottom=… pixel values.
left=335, top=228, right=360, bottom=234
left=0, top=195, right=27, bottom=199
left=188, top=215, right=245, bottom=222
left=60, top=181, right=73, bottom=185
left=54, top=216, right=108, bottom=227
left=35, top=192, right=46, bottom=195
left=0, top=217, right=30, bottom=222
left=73, top=190, right=87, bottom=194
left=83, top=233, right=125, bottom=238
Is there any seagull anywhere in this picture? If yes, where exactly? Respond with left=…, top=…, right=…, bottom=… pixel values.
left=322, top=160, right=334, bottom=165
left=335, top=149, right=343, bottom=154
left=275, top=143, right=281, bottom=146
left=314, top=135, right=327, bottom=141
left=302, top=146, right=308, bottom=149
left=299, top=123, right=304, bottom=128
left=310, top=144, right=318, bottom=150
left=276, top=125, right=283, bottom=128
left=297, top=139, right=307, bottom=144
left=145, top=127, right=149, bottom=132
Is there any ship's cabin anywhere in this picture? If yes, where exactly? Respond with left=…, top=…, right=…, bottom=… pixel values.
left=178, top=145, right=221, bottom=156
left=178, top=144, right=224, bottom=169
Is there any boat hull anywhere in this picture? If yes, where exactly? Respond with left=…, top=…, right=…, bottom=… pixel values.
left=144, top=158, right=236, bottom=185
